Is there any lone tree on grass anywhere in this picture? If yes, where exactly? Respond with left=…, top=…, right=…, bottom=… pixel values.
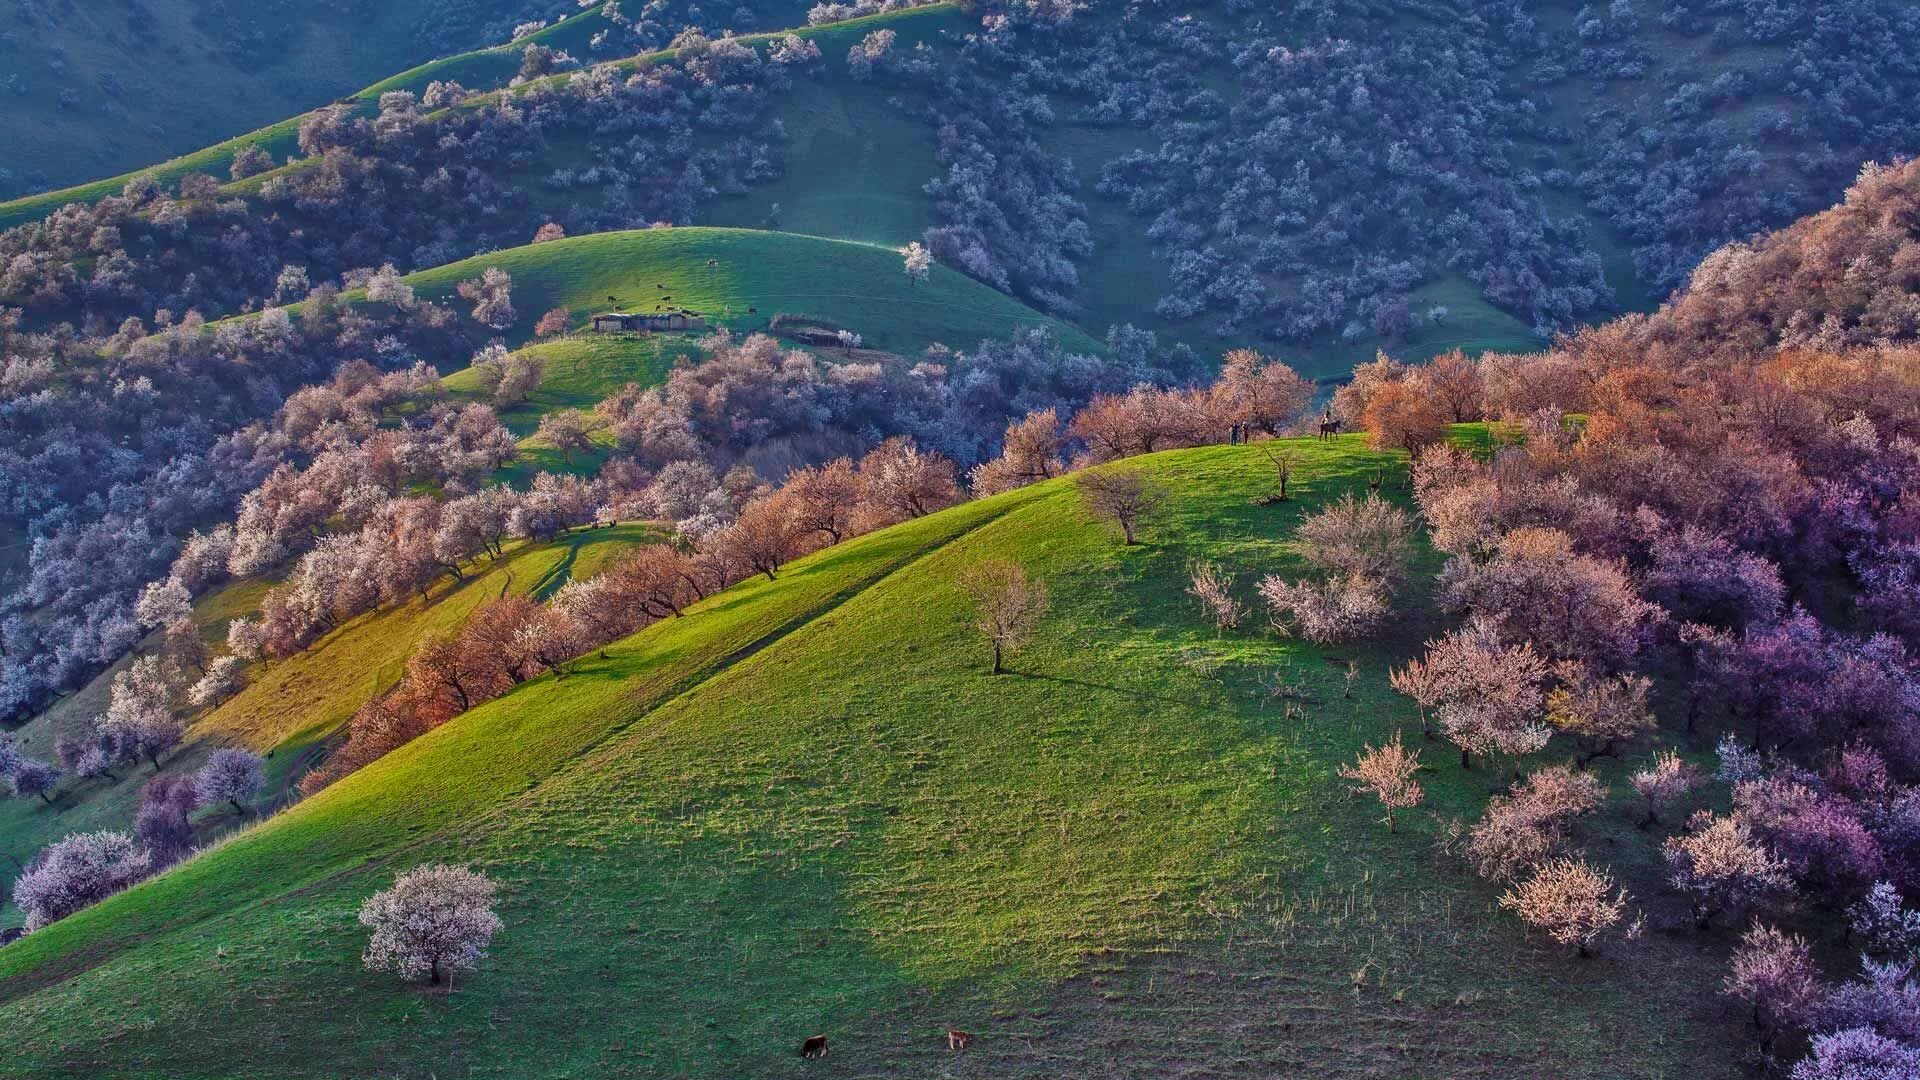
left=1259, top=444, right=1298, bottom=502
left=195, top=748, right=266, bottom=814
left=360, top=864, right=503, bottom=990
left=904, top=241, right=932, bottom=284
left=535, top=411, right=595, bottom=465
left=1339, top=730, right=1423, bottom=831
left=1076, top=466, right=1167, bottom=545
left=958, top=559, right=1048, bottom=675
left=1498, top=857, right=1630, bottom=957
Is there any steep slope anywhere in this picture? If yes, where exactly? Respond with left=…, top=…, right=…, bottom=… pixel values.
left=0, top=437, right=1738, bottom=1078
left=0, top=525, right=654, bottom=918
left=0, top=0, right=572, bottom=202
left=0, top=221, right=1091, bottom=866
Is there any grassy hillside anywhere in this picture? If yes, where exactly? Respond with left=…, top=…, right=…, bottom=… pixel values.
left=408, top=227, right=1103, bottom=356
left=0, top=221, right=1086, bottom=897
left=0, top=524, right=653, bottom=921
left=0, top=435, right=1739, bottom=1078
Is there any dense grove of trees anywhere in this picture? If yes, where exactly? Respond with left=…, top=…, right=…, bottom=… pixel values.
left=0, top=295, right=487, bottom=720
left=1347, top=161, right=1920, bottom=1074
left=895, top=0, right=1920, bottom=345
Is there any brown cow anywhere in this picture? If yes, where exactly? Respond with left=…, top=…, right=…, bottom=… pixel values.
left=800, top=1035, right=829, bottom=1059
left=947, top=1030, right=973, bottom=1052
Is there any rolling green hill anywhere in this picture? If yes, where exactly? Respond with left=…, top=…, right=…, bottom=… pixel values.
left=409, top=226, right=1101, bottom=354
left=0, top=435, right=1738, bottom=1078
left=0, top=221, right=1085, bottom=899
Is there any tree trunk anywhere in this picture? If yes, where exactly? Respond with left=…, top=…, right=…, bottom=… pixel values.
left=1459, top=747, right=1471, bottom=769
left=991, top=641, right=1004, bottom=676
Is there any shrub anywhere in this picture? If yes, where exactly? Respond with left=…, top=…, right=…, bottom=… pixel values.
left=1339, top=730, right=1424, bottom=831
left=1499, top=857, right=1631, bottom=957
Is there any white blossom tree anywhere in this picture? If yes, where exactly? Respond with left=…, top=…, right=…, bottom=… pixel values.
left=904, top=241, right=932, bottom=284
left=360, top=864, right=504, bottom=989
left=134, top=577, right=193, bottom=629
left=196, top=747, right=266, bottom=813
left=11, top=830, right=152, bottom=930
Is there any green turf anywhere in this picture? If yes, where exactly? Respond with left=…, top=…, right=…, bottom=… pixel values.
left=0, top=525, right=652, bottom=923
left=403, top=226, right=1101, bottom=356
left=0, top=434, right=1739, bottom=1078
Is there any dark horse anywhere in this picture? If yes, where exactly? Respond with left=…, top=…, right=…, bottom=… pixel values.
left=1317, top=417, right=1344, bottom=439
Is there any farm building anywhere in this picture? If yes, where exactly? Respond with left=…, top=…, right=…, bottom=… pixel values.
left=768, top=313, right=856, bottom=348
left=590, top=312, right=708, bottom=333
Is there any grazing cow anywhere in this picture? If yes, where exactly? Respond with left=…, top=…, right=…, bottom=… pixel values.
left=748, top=306, right=758, bottom=314
left=947, top=1030, right=973, bottom=1052
left=707, top=258, right=719, bottom=268
left=800, top=1035, right=829, bottom=1059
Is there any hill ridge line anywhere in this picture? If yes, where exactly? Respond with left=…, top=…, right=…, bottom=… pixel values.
left=0, top=484, right=1051, bottom=1004
left=0, top=5, right=963, bottom=231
